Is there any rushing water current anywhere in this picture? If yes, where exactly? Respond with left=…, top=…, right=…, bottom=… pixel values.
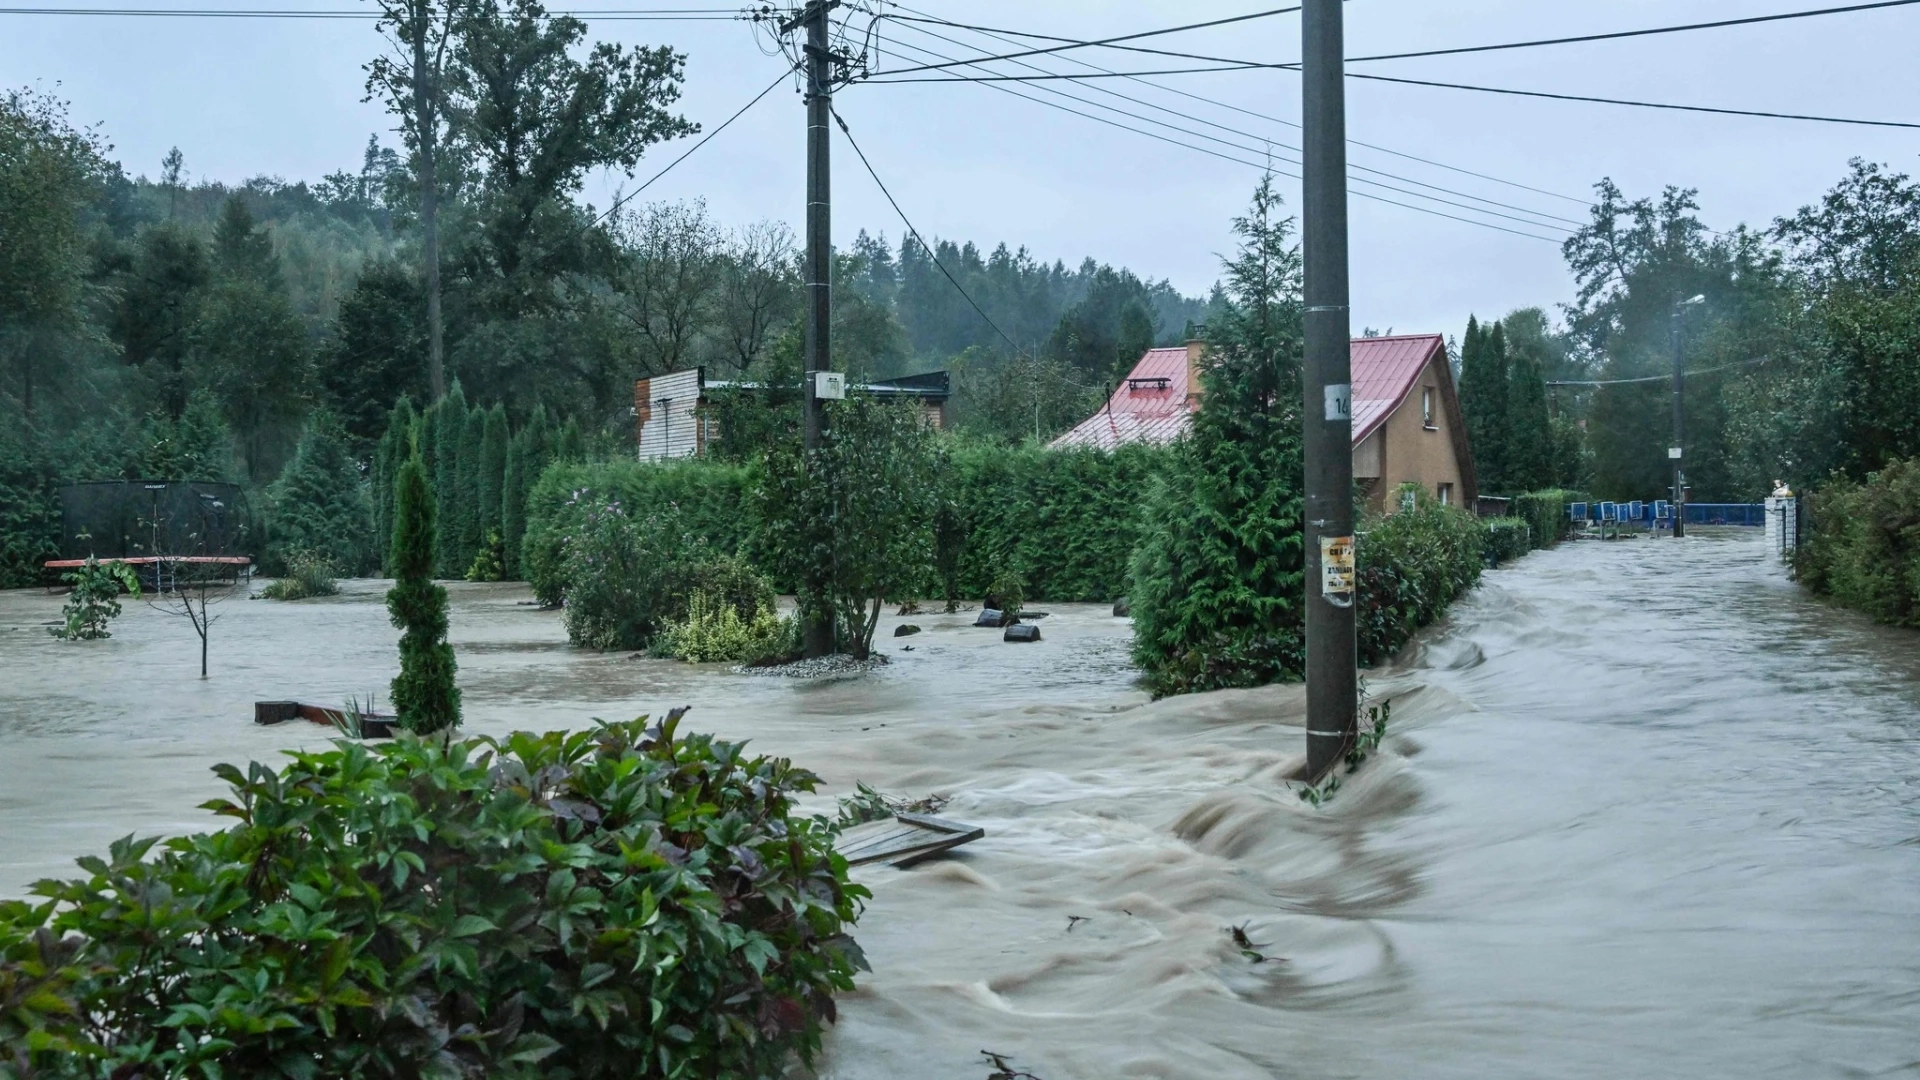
left=1, top=529, right=1915, bottom=1078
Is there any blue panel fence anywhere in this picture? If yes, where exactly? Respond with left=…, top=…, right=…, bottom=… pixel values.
left=1567, top=501, right=1766, bottom=526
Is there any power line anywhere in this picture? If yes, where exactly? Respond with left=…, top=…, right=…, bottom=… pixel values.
left=888, top=4, right=1591, bottom=206
left=1343, top=72, right=1920, bottom=131
left=1345, top=0, right=1920, bottom=63
left=592, top=68, right=787, bottom=227
left=871, top=34, right=1568, bottom=242
left=829, top=104, right=1030, bottom=357
left=868, top=5, right=1302, bottom=79
left=0, top=4, right=739, bottom=16
left=868, top=31, right=1920, bottom=131
left=1547, top=357, right=1769, bottom=387
left=884, top=19, right=1583, bottom=230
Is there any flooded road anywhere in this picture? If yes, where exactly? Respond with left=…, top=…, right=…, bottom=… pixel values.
left=1, top=529, right=1915, bottom=1077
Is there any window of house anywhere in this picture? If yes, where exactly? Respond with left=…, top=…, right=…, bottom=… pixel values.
left=1422, top=387, right=1436, bottom=429
left=1437, top=482, right=1453, bottom=506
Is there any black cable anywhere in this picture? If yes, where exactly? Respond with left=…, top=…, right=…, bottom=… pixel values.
left=1546, top=357, right=1770, bottom=387
left=873, top=35, right=1568, bottom=242
left=592, top=69, right=787, bottom=227
left=888, top=2, right=1590, bottom=206
left=1343, top=72, right=1920, bottom=131
left=1344, top=0, right=1920, bottom=63
left=867, top=33, right=1920, bottom=131
left=829, top=104, right=1030, bottom=357
left=886, top=19, right=1585, bottom=230
left=0, top=5, right=738, bottom=15
left=868, top=5, right=1301, bottom=79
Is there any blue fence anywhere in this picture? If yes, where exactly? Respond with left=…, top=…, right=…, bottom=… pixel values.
left=1567, top=501, right=1765, bottom=526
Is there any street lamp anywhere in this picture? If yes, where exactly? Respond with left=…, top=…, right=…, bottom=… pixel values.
left=1670, top=295, right=1705, bottom=537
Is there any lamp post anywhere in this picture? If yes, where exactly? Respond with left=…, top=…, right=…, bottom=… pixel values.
left=1669, top=294, right=1704, bottom=538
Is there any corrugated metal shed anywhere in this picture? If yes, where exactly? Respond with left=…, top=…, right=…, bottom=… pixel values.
left=635, top=368, right=705, bottom=462
left=1050, top=335, right=1451, bottom=452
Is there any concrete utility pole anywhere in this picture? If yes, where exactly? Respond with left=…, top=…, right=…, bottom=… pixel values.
left=799, top=0, right=838, bottom=657
left=1301, top=0, right=1358, bottom=780
left=1670, top=294, right=1703, bottom=539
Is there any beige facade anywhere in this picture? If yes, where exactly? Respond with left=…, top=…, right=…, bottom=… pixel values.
left=1352, top=352, right=1472, bottom=513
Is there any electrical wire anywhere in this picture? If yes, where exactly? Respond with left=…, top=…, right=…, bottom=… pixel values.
left=0, top=4, right=739, bottom=15
left=1342, top=72, right=1920, bottom=131
left=884, top=18, right=1585, bottom=230
left=871, top=34, right=1568, bottom=242
left=887, top=3, right=1590, bottom=206
left=1546, top=357, right=1770, bottom=387
left=1343, top=0, right=1920, bottom=63
left=867, top=35, right=1920, bottom=130
left=830, top=103, right=1032, bottom=357
left=867, top=5, right=1302, bottom=79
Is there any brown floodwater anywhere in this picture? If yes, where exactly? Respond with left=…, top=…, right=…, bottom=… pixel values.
left=1, top=529, right=1915, bottom=1078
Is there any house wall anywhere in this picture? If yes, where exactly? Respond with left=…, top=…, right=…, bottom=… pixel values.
left=1371, top=354, right=1468, bottom=511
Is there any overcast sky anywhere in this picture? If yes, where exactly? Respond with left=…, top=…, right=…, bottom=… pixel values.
left=5, top=0, right=1917, bottom=338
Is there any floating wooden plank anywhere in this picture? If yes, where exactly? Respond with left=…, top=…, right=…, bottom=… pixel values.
left=837, top=812, right=984, bottom=868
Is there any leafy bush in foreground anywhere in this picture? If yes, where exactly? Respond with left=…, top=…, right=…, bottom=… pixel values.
left=1795, top=457, right=1920, bottom=627
left=0, top=713, right=868, bottom=1079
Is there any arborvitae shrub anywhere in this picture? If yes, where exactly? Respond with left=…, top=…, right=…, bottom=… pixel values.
left=386, top=452, right=460, bottom=733
left=266, top=411, right=375, bottom=576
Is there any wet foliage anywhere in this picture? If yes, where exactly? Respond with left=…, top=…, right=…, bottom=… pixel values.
left=47, top=556, right=139, bottom=640
left=1355, top=489, right=1487, bottom=668
left=0, top=712, right=868, bottom=1079
left=1795, top=456, right=1920, bottom=627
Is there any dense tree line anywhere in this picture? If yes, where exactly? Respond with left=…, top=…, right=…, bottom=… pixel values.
left=1457, top=159, right=1920, bottom=505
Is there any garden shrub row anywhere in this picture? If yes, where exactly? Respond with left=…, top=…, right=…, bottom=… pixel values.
left=521, top=444, right=1169, bottom=610
left=1483, top=517, right=1532, bottom=565
left=0, top=714, right=867, bottom=1079
left=1511, top=488, right=1588, bottom=548
left=1356, top=490, right=1489, bottom=665
left=1795, top=456, right=1920, bottom=627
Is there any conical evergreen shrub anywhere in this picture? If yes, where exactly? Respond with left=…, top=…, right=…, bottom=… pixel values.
left=387, top=451, right=460, bottom=734
left=480, top=404, right=508, bottom=552
left=267, top=411, right=375, bottom=576
left=456, top=407, right=485, bottom=573
left=432, top=384, right=466, bottom=576
left=1130, top=175, right=1307, bottom=695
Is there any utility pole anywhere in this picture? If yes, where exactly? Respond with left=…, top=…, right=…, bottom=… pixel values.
left=1669, top=294, right=1703, bottom=539
left=798, top=0, right=838, bottom=657
left=1301, top=0, right=1357, bottom=780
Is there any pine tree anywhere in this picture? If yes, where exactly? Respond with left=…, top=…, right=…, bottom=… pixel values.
left=1504, top=346, right=1554, bottom=492
left=432, top=383, right=467, bottom=576
left=268, top=411, right=376, bottom=576
left=1130, top=174, right=1306, bottom=694
left=455, top=407, right=485, bottom=571
left=387, top=451, right=460, bottom=734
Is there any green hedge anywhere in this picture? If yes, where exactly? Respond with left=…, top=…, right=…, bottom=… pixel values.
left=945, top=442, right=1168, bottom=604
left=0, top=715, right=867, bottom=1078
left=1512, top=488, right=1587, bottom=548
left=522, top=460, right=756, bottom=607
left=1356, top=495, right=1488, bottom=665
left=522, top=445, right=1169, bottom=608
left=1483, top=516, right=1532, bottom=565
left=1795, top=458, right=1920, bottom=627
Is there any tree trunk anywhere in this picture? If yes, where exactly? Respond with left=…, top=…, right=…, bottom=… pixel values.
left=413, top=20, right=446, bottom=401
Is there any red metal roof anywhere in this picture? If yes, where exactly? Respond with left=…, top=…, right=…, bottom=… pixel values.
left=1049, top=347, right=1197, bottom=451
left=1049, top=335, right=1448, bottom=451
left=1351, top=334, right=1446, bottom=444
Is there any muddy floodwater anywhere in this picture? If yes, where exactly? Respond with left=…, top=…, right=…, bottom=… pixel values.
left=2, top=529, right=1917, bottom=1078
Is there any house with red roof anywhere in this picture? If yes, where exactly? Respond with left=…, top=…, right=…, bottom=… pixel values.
left=1050, top=333, right=1476, bottom=513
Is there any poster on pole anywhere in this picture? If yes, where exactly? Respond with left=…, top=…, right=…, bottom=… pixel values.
left=1320, top=535, right=1355, bottom=608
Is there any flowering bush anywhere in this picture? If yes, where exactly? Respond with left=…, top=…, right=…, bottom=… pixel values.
left=0, top=713, right=868, bottom=1079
